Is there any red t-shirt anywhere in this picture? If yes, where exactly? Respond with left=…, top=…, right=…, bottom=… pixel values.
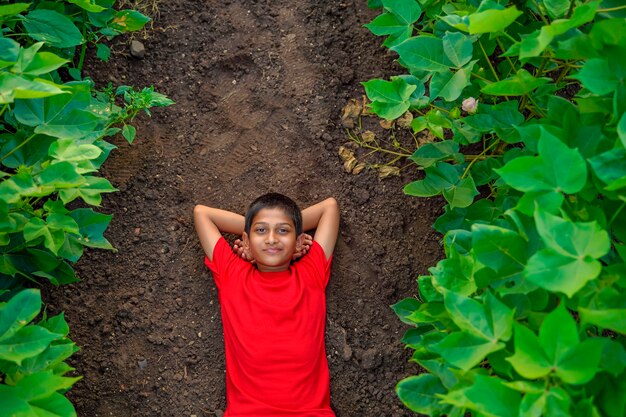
left=205, top=237, right=336, bottom=417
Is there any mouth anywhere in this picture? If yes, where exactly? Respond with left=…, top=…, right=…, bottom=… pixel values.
left=264, top=248, right=282, bottom=254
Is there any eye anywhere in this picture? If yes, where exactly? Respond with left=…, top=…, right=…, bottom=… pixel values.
left=278, top=228, right=288, bottom=234
left=255, top=227, right=266, bottom=233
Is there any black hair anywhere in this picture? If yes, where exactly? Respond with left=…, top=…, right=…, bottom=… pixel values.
left=245, top=193, right=302, bottom=236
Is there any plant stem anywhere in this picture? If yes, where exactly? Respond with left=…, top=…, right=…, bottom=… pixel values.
left=471, top=72, right=493, bottom=83
left=609, top=202, right=626, bottom=227
left=77, top=10, right=88, bottom=72
left=0, top=104, right=8, bottom=118
left=479, top=39, right=500, bottom=82
left=461, top=138, right=500, bottom=178
left=598, top=5, right=626, bottom=13
left=0, top=133, right=36, bottom=162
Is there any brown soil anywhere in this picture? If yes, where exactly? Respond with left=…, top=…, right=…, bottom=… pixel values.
left=45, top=0, right=443, bottom=416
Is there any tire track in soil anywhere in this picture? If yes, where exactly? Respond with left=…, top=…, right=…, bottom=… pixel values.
left=44, top=1, right=444, bottom=416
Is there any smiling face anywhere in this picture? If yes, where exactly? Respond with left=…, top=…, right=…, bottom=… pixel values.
left=243, top=207, right=300, bottom=272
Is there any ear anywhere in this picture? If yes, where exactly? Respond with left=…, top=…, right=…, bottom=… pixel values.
left=242, top=232, right=250, bottom=249
left=295, top=233, right=304, bottom=251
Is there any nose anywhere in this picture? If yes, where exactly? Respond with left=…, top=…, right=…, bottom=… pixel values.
left=266, top=230, right=278, bottom=244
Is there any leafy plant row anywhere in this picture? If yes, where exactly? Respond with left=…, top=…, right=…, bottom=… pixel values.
left=360, top=0, right=626, bottom=416
left=0, top=0, right=172, bottom=415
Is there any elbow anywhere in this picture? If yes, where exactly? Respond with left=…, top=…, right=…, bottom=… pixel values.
left=326, top=197, right=339, bottom=212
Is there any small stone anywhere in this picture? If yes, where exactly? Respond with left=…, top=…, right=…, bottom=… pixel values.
left=130, top=40, right=145, bottom=59
left=214, top=410, right=224, bottom=417
left=137, top=359, right=148, bottom=369
left=360, top=348, right=381, bottom=370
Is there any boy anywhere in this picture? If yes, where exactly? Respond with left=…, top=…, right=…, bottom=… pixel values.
left=193, top=193, right=340, bottom=417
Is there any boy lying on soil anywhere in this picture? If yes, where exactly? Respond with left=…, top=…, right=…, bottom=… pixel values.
left=193, top=193, right=340, bottom=417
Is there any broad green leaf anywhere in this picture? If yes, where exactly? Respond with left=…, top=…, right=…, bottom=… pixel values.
left=383, top=0, right=422, bottom=24
left=519, top=2, right=599, bottom=59
left=579, top=288, right=626, bottom=334
left=68, top=208, right=113, bottom=250
left=618, top=113, right=626, bottom=148
left=58, top=175, right=117, bottom=206
left=520, top=387, right=571, bottom=417
left=365, top=12, right=412, bottom=47
left=0, top=73, right=66, bottom=104
left=430, top=61, right=475, bottom=101
left=544, top=0, right=570, bottom=19
left=49, top=139, right=102, bottom=162
left=471, top=224, right=527, bottom=272
left=539, top=303, right=579, bottom=361
left=7, top=370, right=79, bottom=400
left=20, top=52, right=68, bottom=76
left=409, top=140, right=460, bottom=168
left=525, top=249, right=602, bottom=297
left=507, top=323, right=552, bottom=379
left=468, top=6, right=522, bottom=34
left=573, top=58, right=619, bottom=95
left=440, top=375, right=521, bottom=417
left=597, top=339, right=626, bottom=376
left=13, top=82, right=102, bottom=139
left=21, top=9, right=83, bottom=48
left=589, top=148, right=626, bottom=191
left=110, top=10, right=150, bottom=32
left=396, top=374, right=450, bottom=415
left=481, top=69, right=550, bottom=96
left=432, top=331, right=503, bottom=371
left=404, top=162, right=460, bottom=197
left=96, top=43, right=111, bottom=62
left=441, top=175, right=478, bottom=209
left=484, top=292, right=514, bottom=341
left=392, top=298, right=422, bottom=325
left=0, top=289, right=40, bottom=341
left=535, top=210, right=610, bottom=259
left=391, top=36, right=453, bottom=72
left=67, top=0, right=106, bottom=12
left=0, top=326, right=58, bottom=364
left=430, top=251, right=476, bottom=295
left=0, top=3, right=30, bottom=17
left=36, top=161, right=85, bottom=189
left=362, top=77, right=416, bottom=120
left=496, top=132, right=587, bottom=194
left=442, top=31, right=472, bottom=68
left=0, top=38, right=20, bottom=68
left=23, top=218, right=67, bottom=255
left=443, top=291, right=492, bottom=340
left=6, top=342, right=77, bottom=379
left=556, top=339, right=604, bottom=384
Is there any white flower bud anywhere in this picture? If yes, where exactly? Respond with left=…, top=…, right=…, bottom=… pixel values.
left=462, top=97, right=478, bottom=114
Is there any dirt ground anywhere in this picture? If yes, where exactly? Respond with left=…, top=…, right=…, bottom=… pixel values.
left=45, top=0, right=443, bottom=415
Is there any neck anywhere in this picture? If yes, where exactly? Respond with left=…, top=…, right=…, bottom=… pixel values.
left=256, top=263, right=290, bottom=272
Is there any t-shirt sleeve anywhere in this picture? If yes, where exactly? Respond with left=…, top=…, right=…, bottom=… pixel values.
left=204, top=237, right=240, bottom=289
left=298, top=241, right=333, bottom=288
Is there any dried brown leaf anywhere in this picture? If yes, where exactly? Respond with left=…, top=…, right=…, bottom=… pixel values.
left=361, top=130, right=376, bottom=143
left=352, top=162, right=366, bottom=175
left=397, top=111, right=413, bottom=129
left=338, top=146, right=355, bottom=161
left=341, top=99, right=363, bottom=128
left=378, top=165, right=400, bottom=178
left=344, top=156, right=358, bottom=173
left=380, top=119, right=394, bottom=129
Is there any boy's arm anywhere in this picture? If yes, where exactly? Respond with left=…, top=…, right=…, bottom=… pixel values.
left=301, top=198, right=340, bottom=260
left=193, top=205, right=244, bottom=261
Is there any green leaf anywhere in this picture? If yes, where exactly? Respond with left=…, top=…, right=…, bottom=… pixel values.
left=392, top=298, right=422, bottom=325
left=365, top=12, right=412, bottom=47
left=362, top=77, right=416, bottom=120
left=432, top=331, right=503, bottom=371
left=589, top=148, right=626, bottom=191
left=391, top=36, right=453, bottom=72
left=68, top=208, right=113, bottom=250
left=0, top=289, right=40, bottom=341
left=0, top=326, right=59, bottom=365
left=382, top=0, right=422, bottom=24
left=404, top=162, right=460, bottom=197
left=468, top=6, right=522, bottom=34
left=0, top=73, right=66, bottom=104
left=440, top=375, right=521, bottom=417
left=49, top=139, right=103, bottom=162
left=481, top=69, right=550, bottom=96
left=430, top=252, right=476, bottom=295
left=96, top=43, right=110, bottom=62
left=67, top=0, right=106, bottom=12
left=409, top=140, right=460, bottom=168
left=396, top=374, right=450, bottom=415
left=496, top=132, right=587, bottom=194
left=58, top=175, right=117, bottom=206
left=442, top=31, right=473, bottom=68
left=518, top=2, right=598, bottom=59
left=37, top=161, right=85, bottom=189
left=442, top=176, right=478, bottom=209
left=0, top=3, right=31, bottom=17
left=430, top=61, right=475, bottom=101
left=544, top=0, right=571, bottom=19
left=618, top=113, right=626, bottom=148
left=572, top=58, right=619, bottom=95
left=13, top=82, right=102, bottom=139
left=21, top=9, right=83, bottom=48
left=110, top=9, right=150, bottom=32
left=23, top=218, right=66, bottom=255
left=556, top=339, right=604, bottom=384
left=22, top=52, right=69, bottom=76
left=507, top=323, right=552, bottom=379
left=121, top=123, right=136, bottom=143
left=579, top=288, right=626, bottom=335
left=471, top=224, right=527, bottom=273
